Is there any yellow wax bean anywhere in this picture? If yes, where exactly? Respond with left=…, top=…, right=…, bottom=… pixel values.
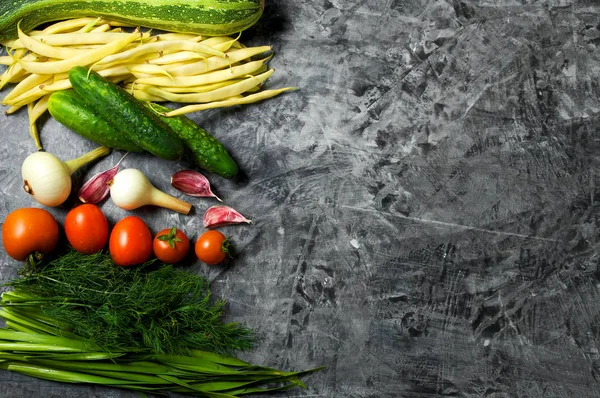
left=31, top=94, right=51, bottom=121
left=127, top=64, right=173, bottom=79
left=1, top=38, right=18, bottom=48
left=91, top=23, right=112, bottom=33
left=52, top=72, right=69, bottom=83
left=17, top=25, right=90, bottom=60
left=78, top=17, right=103, bottom=33
left=18, top=30, right=142, bottom=75
left=144, top=80, right=243, bottom=94
left=3, top=76, right=53, bottom=105
left=4, top=84, right=50, bottom=111
left=4, top=47, right=29, bottom=62
left=23, top=31, right=151, bottom=47
left=151, top=60, right=191, bottom=70
left=130, top=89, right=167, bottom=102
left=27, top=103, right=41, bottom=150
left=138, top=69, right=274, bottom=103
left=95, top=39, right=225, bottom=66
left=147, top=51, right=207, bottom=65
left=3, top=73, right=51, bottom=103
left=5, top=105, right=19, bottom=114
left=0, top=52, right=37, bottom=86
left=200, top=36, right=240, bottom=48
left=42, top=17, right=107, bottom=34
left=135, top=58, right=269, bottom=87
left=155, top=33, right=202, bottom=41
left=40, top=65, right=131, bottom=92
left=125, top=81, right=241, bottom=96
left=2, top=30, right=45, bottom=48
left=0, top=65, right=26, bottom=89
left=0, top=56, right=13, bottom=65
left=164, top=87, right=297, bottom=116
left=202, top=36, right=240, bottom=53
left=28, top=95, right=50, bottom=151
left=101, top=20, right=138, bottom=28
left=167, top=46, right=271, bottom=77
left=83, top=43, right=159, bottom=64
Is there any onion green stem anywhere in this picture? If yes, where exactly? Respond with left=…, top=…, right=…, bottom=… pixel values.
left=63, top=145, right=111, bottom=175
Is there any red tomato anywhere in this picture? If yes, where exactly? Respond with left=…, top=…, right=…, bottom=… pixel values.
left=64, top=204, right=109, bottom=254
left=195, top=230, right=231, bottom=265
left=2, top=208, right=59, bottom=262
left=153, top=227, right=190, bottom=264
left=109, top=216, right=152, bottom=266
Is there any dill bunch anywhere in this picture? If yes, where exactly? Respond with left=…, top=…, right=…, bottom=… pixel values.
left=1, top=250, right=256, bottom=355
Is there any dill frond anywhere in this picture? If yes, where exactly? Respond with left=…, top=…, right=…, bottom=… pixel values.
left=2, top=250, right=255, bottom=355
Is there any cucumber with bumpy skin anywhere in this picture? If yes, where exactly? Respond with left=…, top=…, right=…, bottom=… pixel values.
left=69, top=66, right=184, bottom=161
left=149, top=103, right=239, bottom=179
left=0, top=0, right=264, bottom=40
left=48, top=90, right=144, bottom=153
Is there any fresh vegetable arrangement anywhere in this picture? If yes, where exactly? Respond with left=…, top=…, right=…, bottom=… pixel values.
left=0, top=17, right=294, bottom=162
left=0, top=206, right=324, bottom=395
left=0, top=251, right=324, bottom=396
left=0, top=2, right=323, bottom=396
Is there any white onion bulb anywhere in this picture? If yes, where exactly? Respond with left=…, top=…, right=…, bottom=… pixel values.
left=22, top=152, right=71, bottom=207
left=21, top=147, right=110, bottom=207
left=110, top=168, right=192, bottom=214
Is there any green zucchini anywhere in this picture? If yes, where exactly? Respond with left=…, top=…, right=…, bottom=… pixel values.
left=48, top=90, right=144, bottom=153
left=0, top=0, right=264, bottom=41
left=149, top=103, right=239, bottom=179
left=69, top=65, right=184, bottom=161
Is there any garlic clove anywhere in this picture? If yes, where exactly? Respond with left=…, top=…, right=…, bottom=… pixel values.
left=78, top=165, right=118, bottom=204
left=78, top=153, right=127, bottom=204
left=171, top=170, right=222, bottom=201
left=203, top=205, right=251, bottom=229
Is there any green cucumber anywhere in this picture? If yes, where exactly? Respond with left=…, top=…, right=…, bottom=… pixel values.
left=69, top=66, right=184, bottom=161
left=48, top=90, right=144, bottom=153
left=149, top=103, right=239, bottom=179
left=0, top=0, right=264, bottom=41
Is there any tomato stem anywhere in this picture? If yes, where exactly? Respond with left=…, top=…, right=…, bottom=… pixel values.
left=221, top=237, right=234, bottom=259
left=21, top=252, right=44, bottom=276
left=157, top=227, right=182, bottom=249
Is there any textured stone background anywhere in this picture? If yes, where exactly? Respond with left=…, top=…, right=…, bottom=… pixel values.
left=3, top=1, right=600, bottom=397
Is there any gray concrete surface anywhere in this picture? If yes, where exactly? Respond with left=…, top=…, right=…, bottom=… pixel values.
left=3, top=1, right=600, bottom=397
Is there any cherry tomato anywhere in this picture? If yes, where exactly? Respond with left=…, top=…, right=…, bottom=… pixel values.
left=195, top=230, right=231, bottom=265
left=2, top=208, right=59, bottom=262
left=109, top=216, right=152, bottom=266
left=64, top=204, right=109, bottom=254
left=153, top=227, right=190, bottom=264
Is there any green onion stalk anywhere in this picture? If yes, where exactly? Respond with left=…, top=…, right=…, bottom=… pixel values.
left=0, top=250, right=324, bottom=396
